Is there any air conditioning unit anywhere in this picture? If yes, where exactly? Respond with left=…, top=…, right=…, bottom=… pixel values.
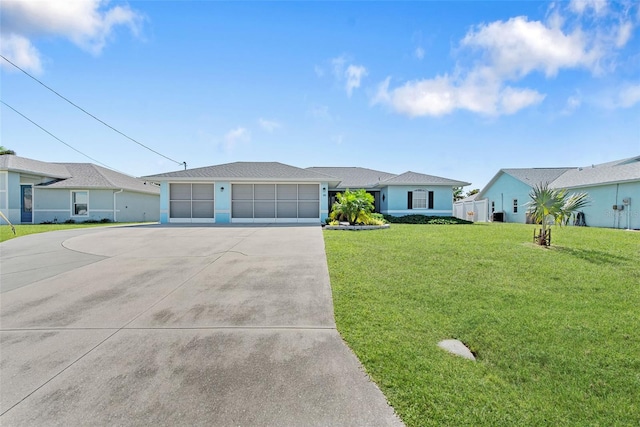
left=612, top=204, right=624, bottom=211
left=622, top=198, right=631, bottom=206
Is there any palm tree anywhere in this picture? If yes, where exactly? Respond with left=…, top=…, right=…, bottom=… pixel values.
left=453, top=187, right=464, bottom=202
left=527, top=182, right=589, bottom=246
left=0, top=146, right=16, bottom=155
left=330, top=189, right=375, bottom=225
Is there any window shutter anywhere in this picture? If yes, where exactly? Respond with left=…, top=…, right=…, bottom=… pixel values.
left=408, top=191, right=413, bottom=209
left=428, top=191, right=434, bottom=209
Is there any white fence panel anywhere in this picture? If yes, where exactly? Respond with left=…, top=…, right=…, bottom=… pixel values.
left=453, top=199, right=488, bottom=222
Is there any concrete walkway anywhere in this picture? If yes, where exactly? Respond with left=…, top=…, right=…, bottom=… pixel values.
left=0, top=225, right=403, bottom=426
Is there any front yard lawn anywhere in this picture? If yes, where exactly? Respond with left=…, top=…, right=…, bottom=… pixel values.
left=324, top=223, right=639, bottom=426
left=0, top=223, right=144, bottom=243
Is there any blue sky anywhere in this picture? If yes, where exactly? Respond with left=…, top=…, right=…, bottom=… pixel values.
left=1, top=0, right=639, bottom=190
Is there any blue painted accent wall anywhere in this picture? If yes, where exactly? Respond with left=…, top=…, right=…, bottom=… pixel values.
left=320, top=182, right=329, bottom=222
left=382, top=185, right=454, bottom=216
left=482, top=173, right=532, bottom=223
left=215, top=181, right=230, bottom=223
left=578, top=182, right=640, bottom=229
left=159, top=182, right=169, bottom=224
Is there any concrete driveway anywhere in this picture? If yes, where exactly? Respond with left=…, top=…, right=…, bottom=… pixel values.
left=0, top=225, right=403, bottom=426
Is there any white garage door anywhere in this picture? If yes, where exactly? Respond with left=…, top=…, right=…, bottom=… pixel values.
left=169, top=183, right=215, bottom=223
left=231, top=183, right=319, bottom=222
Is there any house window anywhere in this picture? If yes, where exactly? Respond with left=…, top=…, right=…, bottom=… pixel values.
left=72, top=191, right=88, bottom=215
left=413, top=190, right=427, bottom=209
left=428, top=191, right=434, bottom=209
left=513, top=199, right=518, bottom=213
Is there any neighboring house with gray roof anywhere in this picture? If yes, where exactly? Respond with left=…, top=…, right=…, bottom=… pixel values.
left=0, top=155, right=159, bottom=224
left=471, top=156, right=640, bottom=229
left=145, top=162, right=470, bottom=224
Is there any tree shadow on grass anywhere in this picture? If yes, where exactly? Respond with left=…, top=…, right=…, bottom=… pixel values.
left=552, top=246, right=632, bottom=265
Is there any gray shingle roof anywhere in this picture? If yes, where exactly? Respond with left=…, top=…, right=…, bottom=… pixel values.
left=550, top=156, right=640, bottom=188
left=381, top=171, right=470, bottom=186
left=0, top=155, right=71, bottom=178
left=306, top=167, right=396, bottom=188
left=146, top=162, right=337, bottom=182
left=503, top=168, right=573, bottom=186
left=39, top=163, right=159, bottom=195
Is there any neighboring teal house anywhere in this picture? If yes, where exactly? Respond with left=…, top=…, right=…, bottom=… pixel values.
left=476, top=168, right=571, bottom=223
left=0, top=155, right=160, bottom=224
left=145, top=162, right=469, bottom=224
left=475, top=156, right=640, bottom=229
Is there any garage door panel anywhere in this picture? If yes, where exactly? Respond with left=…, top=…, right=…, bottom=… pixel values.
left=276, top=201, right=297, bottom=218
left=255, top=201, right=276, bottom=218
left=170, top=201, right=191, bottom=218
left=231, top=183, right=319, bottom=221
left=192, top=201, right=214, bottom=218
left=277, top=184, right=297, bottom=200
left=192, top=184, right=215, bottom=200
left=170, top=183, right=191, bottom=200
left=298, top=184, right=319, bottom=200
left=232, top=201, right=253, bottom=218
left=298, top=201, right=319, bottom=218
left=254, top=184, right=275, bottom=200
left=233, top=184, right=253, bottom=200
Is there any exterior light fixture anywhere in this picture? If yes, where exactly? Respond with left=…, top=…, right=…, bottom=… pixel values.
left=220, top=186, right=225, bottom=192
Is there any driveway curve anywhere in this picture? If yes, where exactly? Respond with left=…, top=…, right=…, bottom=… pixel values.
left=0, top=225, right=403, bottom=426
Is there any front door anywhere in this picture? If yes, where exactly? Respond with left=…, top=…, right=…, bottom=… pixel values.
left=21, top=185, right=33, bottom=223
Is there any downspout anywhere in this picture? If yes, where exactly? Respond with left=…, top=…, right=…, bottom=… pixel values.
left=114, top=189, right=123, bottom=222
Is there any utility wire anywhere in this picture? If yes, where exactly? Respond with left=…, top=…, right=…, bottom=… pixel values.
left=1, top=54, right=186, bottom=169
left=1, top=100, right=127, bottom=174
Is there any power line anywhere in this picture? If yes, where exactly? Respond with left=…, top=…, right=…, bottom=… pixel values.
left=1, top=54, right=186, bottom=169
left=1, top=100, right=127, bottom=174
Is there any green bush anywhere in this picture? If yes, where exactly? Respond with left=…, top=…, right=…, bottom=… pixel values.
left=64, top=219, right=76, bottom=224
left=383, top=214, right=471, bottom=225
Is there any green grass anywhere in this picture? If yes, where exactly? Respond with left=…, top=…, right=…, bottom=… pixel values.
left=0, top=223, right=142, bottom=243
left=324, top=223, right=640, bottom=426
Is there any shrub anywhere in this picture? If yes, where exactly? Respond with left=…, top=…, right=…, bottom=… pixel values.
left=64, top=219, right=76, bottom=224
left=330, top=189, right=375, bottom=225
left=383, top=214, right=471, bottom=225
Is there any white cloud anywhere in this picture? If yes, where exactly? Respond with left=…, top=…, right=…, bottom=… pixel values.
left=314, top=65, right=325, bottom=77
left=615, top=21, right=633, bottom=48
left=414, top=47, right=425, bottom=60
left=345, top=64, right=367, bottom=97
left=461, top=16, right=598, bottom=78
left=223, top=127, right=251, bottom=151
left=373, top=3, right=638, bottom=118
left=0, top=0, right=142, bottom=72
left=0, top=33, right=42, bottom=73
left=499, top=86, right=546, bottom=114
left=569, top=0, right=608, bottom=16
left=373, top=74, right=544, bottom=117
left=562, top=93, right=583, bottom=114
left=258, top=118, right=281, bottom=132
left=329, top=55, right=367, bottom=96
left=616, top=84, right=640, bottom=108
left=331, top=55, right=347, bottom=78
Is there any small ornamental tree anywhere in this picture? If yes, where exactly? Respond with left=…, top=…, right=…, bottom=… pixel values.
left=527, top=182, right=589, bottom=246
left=330, top=189, right=375, bottom=225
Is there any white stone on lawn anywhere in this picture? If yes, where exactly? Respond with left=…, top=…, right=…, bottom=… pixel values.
left=438, top=339, right=476, bottom=361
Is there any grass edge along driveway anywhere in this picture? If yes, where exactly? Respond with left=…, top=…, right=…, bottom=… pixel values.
left=0, top=223, right=151, bottom=243
left=324, top=223, right=639, bottom=427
